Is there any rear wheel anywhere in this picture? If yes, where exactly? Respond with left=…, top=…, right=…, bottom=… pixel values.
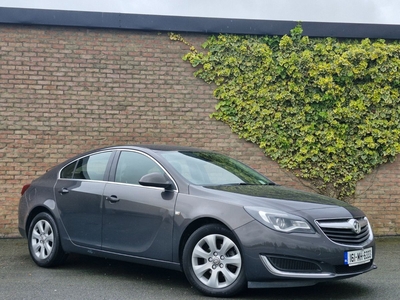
left=182, top=224, right=246, bottom=297
left=28, top=212, right=67, bottom=267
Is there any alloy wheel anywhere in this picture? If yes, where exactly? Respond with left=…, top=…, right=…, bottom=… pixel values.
left=191, top=233, right=242, bottom=288
left=31, top=219, right=54, bottom=260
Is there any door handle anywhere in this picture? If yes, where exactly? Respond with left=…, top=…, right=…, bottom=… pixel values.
left=59, top=188, right=69, bottom=194
left=106, top=195, right=120, bottom=203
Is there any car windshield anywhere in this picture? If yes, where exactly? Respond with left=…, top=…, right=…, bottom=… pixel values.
left=160, top=151, right=273, bottom=186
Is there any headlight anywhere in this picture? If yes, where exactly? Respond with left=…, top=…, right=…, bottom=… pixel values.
left=244, top=207, right=315, bottom=233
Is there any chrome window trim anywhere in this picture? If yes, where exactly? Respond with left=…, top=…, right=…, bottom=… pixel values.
left=113, top=149, right=179, bottom=192
left=57, top=150, right=113, bottom=181
left=57, top=149, right=178, bottom=192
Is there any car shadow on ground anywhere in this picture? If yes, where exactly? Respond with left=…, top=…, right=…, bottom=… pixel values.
left=57, top=254, right=373, bottom=300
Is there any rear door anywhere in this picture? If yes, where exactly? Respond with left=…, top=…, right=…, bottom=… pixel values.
left=55, top=151, right=113, bottom=248
left=102, top=150, right=177, bottom=260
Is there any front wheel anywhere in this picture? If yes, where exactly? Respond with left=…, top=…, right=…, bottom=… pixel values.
left=28, top=212, right=67, bottom=267
left=182, top=224, right=246, bottom=297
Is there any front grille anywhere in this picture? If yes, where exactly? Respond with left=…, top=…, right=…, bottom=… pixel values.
left=316, top=217, right=371, bottom=245
left=267, top=256, right=322, bottom=273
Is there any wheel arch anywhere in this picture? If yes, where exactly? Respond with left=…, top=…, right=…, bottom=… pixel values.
left=178, top=217, right=238, bottom=264
left=25, top=205, right=54, bottom=236
left=179, top=218, right=248, bottom=297
left=27, top=208, right=68, bottom=267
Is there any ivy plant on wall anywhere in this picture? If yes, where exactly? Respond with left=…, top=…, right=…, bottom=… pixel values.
left=169, top=26, right=400, bottom=199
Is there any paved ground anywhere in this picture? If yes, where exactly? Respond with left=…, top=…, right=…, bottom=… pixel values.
left=0, top=237, right=399, bottom=300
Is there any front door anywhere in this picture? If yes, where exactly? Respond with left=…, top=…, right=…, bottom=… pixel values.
left=102, top=151, right=177, bottom=261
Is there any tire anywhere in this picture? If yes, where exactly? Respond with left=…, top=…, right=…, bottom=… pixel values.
left=182, top=224, right=246, bottom=297
left=27, top=212, right=67, bottom=268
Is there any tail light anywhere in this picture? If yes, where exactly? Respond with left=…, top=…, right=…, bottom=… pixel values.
left=21, top=184, right=31, bottom=196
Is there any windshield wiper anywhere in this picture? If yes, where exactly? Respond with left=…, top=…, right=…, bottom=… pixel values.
left=220, top=182, right=276, bottom=186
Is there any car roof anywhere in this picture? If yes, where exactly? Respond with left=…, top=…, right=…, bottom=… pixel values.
left=50, top=144, right=210, bottom=173
left=104, top=144, right=207, bottom=152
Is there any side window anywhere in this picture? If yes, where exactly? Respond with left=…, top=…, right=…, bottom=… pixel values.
left=60, top=152, right=112, bottom=180
left=60, top=161, right=76, bottom=179
left=115, top=151, right=164, bottom=185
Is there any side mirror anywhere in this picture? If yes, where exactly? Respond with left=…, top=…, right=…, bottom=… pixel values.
left=139, top=173, right=174, bottom=190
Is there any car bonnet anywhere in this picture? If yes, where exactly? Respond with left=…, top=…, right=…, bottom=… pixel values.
left=201, top=184, right=365, bottom=218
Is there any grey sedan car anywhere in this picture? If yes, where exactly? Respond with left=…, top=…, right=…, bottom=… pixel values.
left=18, top=145, right=376, bottom=297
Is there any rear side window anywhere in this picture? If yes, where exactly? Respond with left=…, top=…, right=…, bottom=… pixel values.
left=60, top=152, right=112, bottom=181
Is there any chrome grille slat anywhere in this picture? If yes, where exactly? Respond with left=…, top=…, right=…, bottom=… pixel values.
left=315, top=217, right=371, bottom=245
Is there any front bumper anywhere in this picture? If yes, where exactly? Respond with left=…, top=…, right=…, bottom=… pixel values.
left=234, top=220, right=376, bottom=288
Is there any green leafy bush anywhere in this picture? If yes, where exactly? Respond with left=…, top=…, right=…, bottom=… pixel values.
left=170, top=27, right=400, bottom=199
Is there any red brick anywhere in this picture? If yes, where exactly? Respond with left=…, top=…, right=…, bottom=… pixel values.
left=0, top=25, right=398, bottom=237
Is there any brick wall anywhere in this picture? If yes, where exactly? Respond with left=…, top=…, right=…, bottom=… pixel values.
left=0, top=25, right=398, bottom=237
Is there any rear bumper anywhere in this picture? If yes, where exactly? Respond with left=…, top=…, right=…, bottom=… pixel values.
left=17, top=195, right=28, bottom=238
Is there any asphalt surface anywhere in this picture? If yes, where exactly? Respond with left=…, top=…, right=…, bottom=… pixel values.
left=0, top=237, right=399, bottom=300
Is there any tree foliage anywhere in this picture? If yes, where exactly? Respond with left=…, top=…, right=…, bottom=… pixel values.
left=169, top=27, right=400, bottom=199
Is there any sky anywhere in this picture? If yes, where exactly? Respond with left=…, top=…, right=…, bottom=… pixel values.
left=0, top=0, right=399, bottom=25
